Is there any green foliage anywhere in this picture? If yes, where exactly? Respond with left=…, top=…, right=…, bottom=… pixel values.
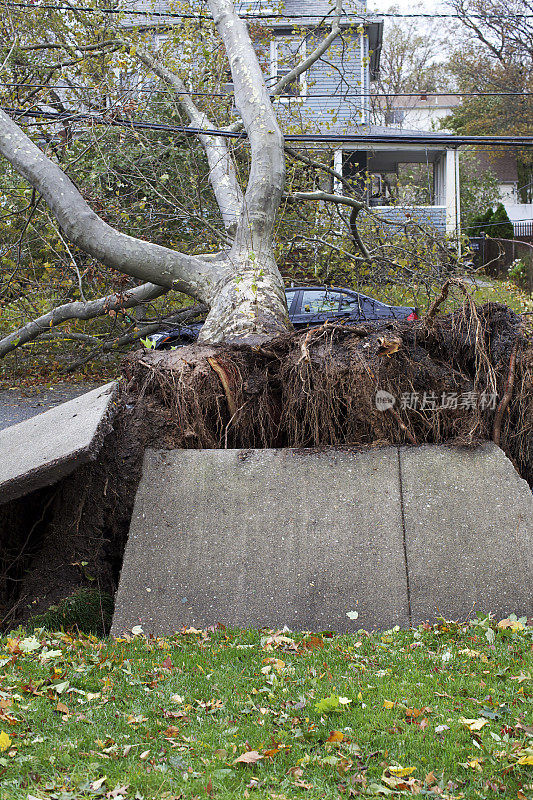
left=508, top=258, right=528, bottom=281
left=490, top=203, right=515, bottom=240
left=26, top=589, right=114, bottom=636
left=459, top=152, right=502, bottom=232
left=467, top=204, right=514, bottom=240
left=314, top=694, right=340, bottom=714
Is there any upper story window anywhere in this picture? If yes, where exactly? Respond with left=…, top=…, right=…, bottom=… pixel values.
left=270, top=36, right=307, bottom=100
left=384, top=109, right=405, bottom=125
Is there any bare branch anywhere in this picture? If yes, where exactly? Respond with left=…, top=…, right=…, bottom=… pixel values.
left=271, top=0, right=343, bottom=98
left=0, top=282, right=167, bottom=358
left=290, top=190, right=365, bottom=210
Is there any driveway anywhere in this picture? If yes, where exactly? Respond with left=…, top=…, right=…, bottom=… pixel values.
left=0, top=383, right=102, bottom=431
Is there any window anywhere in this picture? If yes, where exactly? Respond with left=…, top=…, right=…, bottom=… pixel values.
left=384, top=109, right=405, bottom=125
left=300, top=290, right=342, bottom=314
left=270, top=37, right=307, bottom=99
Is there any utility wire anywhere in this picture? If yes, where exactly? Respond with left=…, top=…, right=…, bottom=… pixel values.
left=2, top=2, right=533, bottom=18
left=4, top=106, right=533, bottom=145
left=1, top=81, right=533, bottom=99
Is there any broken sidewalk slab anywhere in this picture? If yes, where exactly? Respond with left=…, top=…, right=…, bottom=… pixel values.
left=111, top=447, right=409, bottom=636
left=400, top=442, right=533, bottom=624
left=0, top=382, right=118, bottom=505
left=112, top=443, right=533, bottom=635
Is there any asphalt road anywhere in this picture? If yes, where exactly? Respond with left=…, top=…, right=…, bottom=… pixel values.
left=0, top=382, right=101, bottom=431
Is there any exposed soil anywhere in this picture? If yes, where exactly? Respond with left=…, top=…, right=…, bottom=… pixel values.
left=2, top=298, right=531, bottom=632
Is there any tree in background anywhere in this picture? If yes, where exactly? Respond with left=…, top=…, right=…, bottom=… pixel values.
left=370, top=4, right=448, bottom=128
left=445, top=0, right=533, bottom=202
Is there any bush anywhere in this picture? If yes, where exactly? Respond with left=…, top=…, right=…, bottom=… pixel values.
left=467, top=204, right=514, bottom=239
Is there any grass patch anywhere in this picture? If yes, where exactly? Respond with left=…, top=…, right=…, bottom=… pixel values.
left=1, top=616, right=532, bottom=798
left=26, top=590, right=114, bottom=638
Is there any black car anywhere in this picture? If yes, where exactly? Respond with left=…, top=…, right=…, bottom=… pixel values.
left=146, top=286, right=418, bottom=349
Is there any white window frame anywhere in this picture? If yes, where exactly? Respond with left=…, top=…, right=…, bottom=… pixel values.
left=270, top=37, right=308, bottom=102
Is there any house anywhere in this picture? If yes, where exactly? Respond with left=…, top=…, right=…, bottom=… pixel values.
left=131, top=0, right=462, bottom=238
left=374, top=93, right=533, bottom=237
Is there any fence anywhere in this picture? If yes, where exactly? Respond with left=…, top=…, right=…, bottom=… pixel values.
left=470, top=236, right=533, bottom=293
left=513, top=221, right=533, bottom=241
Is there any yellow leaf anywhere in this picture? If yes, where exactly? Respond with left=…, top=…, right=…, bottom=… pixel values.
left=517, top=755, right=533, bottom=766
left=0, top=731, right=11, bottom=751
left=326, top=731, right=344, bottom=743
left=459, top=717, right=488, bottom=731
left=383, top=700, right=395, bottom=709
left=389, top=765, right=416, bottom=776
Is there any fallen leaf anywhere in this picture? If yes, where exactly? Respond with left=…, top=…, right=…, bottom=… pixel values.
left=106, top=786, right=129, bottom=799
left=377, top=336, right=402, bottom=357
left=302, top=636, right=324, bottom=650
left=90, top=776, right=107, bottom=791
left=459, top=717, right=488, bottom=732
left=326, top=731, right=344, bottom=743
left=235, top=750, right=263, bottom=765
left=388, top=765, right=416, bottom=777
left=383, top=700, right=395, bottom=709
left=0, top=731, right=11, bottom=751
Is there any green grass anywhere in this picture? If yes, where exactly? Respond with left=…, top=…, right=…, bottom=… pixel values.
left=1, top=616, right=532, bottom=799
left=366, top=275, right=532, bottom=317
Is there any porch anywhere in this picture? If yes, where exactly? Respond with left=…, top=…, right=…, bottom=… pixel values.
left=332, top=131, right=461, bottom=238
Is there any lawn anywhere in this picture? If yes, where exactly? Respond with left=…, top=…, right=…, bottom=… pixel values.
left=1, top=616, right=532, bottom=799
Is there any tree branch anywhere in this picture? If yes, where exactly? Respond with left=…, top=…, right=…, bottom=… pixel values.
left=209, top=0, right=284, bottom=248
left=0, top=281, right=167, bottom=358
left=0, top=109, right=217, bottom=299
left=129, top=41, right=244, bottom=233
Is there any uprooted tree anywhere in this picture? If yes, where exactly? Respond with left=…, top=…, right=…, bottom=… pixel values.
left=0, top=0, right=530, bottom=461
left=0, top=0, right=470, bottom=361
left=0, top=0, right=531, bottom=630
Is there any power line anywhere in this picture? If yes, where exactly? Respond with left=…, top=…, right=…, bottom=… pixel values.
left=2, top=81, right=533, bottom=99
left=4, top=107, right=533, bottom=146
left=2, top=2, right=533, bottom=18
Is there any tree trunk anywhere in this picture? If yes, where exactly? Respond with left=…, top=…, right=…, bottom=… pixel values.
left=200, top=251, right=290, bottom=342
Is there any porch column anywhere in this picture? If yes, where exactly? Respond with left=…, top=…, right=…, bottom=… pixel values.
left=445, top=148, right=461, bottom=238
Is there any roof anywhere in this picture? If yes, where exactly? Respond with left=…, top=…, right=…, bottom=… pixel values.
left=472, top=150, right=518, bottom=183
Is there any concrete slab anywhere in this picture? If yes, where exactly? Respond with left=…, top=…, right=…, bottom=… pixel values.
left=0, top=382, right=118, bottom=504
left=400, top=443, right=533, bottom=623
left=111, top=447, right=409, bottom=636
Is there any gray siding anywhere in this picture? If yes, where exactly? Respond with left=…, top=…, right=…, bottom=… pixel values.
left=366, top=206, right=447, bottom=235
left=271, top=30, right=366, bottom=130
